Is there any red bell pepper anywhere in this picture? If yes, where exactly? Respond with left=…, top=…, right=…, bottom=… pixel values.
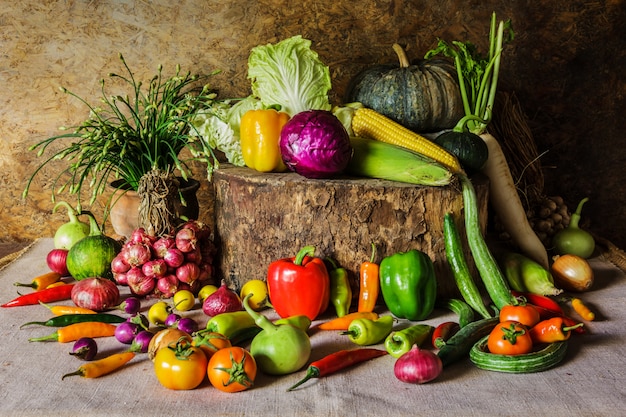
left=267, top=245, right=330, bottom=320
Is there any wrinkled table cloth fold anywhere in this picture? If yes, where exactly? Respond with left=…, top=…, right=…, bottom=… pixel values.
left=0, top=239, right=625, bottom=417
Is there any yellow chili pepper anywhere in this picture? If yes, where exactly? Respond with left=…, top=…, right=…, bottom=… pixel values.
left=240, top=109, right=290, bottom=172
left=62, top=352, right=135, bottom=379
left=14, top=272, right=61, bottom=291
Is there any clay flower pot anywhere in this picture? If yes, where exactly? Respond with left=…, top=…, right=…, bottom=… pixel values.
left=107, top=178, right=200, bottom=237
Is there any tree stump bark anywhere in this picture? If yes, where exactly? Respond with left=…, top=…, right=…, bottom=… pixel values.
left=212, top=165, right=489, bottom=299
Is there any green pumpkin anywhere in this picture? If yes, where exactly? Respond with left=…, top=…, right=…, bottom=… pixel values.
left=344, top=43, right=464, bottom=133
left=66, top=214, right=121, bottom=280
left=434, top=130, right=489, bottom=173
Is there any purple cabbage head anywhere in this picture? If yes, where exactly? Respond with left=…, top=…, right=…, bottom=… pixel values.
left=279, top=110, right=352, bottom=179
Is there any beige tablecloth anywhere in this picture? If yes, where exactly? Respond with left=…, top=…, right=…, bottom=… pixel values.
left=0, top=239, right=625, bottom=417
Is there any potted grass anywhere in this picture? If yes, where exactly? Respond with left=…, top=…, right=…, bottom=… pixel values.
left=23, top=54, right=222, bottom=237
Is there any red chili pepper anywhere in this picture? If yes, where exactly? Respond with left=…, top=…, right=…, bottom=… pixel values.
left=431, top=321, right=460, bottom=349
left=267, top=245, right=330, bottom=321
left=1, top=283, right=75, bottom=308
left=529, top=317, right=584, bottom=343
left=511, top=290, right=564, bottom=315
left=287, top=348, right=388, bottom=391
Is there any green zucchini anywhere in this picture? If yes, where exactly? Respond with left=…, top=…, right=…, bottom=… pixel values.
left=470, top=335, right=568, bottom=373
left=437, top=316, right=499, bottom=367
left=460, top=175, right=517, bottom=309
left=443, top=212, right=493, bottom=319
left=437, top=298, right=476, bottom=328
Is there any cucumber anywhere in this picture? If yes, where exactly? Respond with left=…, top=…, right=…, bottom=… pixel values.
left=437, top=298, right=476, bottom=328
left=470, top=335, right=568, bottom=373
left=443, top=212, right=493, bottom=319
left=460, top=175, right=517, bottom=309
left=437, top=316, right=499, bottom=367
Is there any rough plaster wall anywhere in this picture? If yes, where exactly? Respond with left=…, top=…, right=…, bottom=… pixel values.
left=1, top=0, right=624, bottom=248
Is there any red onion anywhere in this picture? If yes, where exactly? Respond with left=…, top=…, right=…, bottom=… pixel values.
left=156, top=274, right=179, bottom=298
left=142, top=259, right=168, bottom=278
left=176, top=262, right=201, bottom=284
left=114, top=272, right=128, bottom=286
left=394, top=345, right=442, bottom=384
left=71, top=277, right=120, bottom=311
left=46, top=248, right=69, bottom=276
left=130, top=227, right=156, bottom=245
left=152, top=237, right=176, bottom=258
left=198, top=262, right=213, bottom=282
left=184, top=247, right=203, bottom=264
left=122, top=242, right=152, bottom=267
left=126, top=267, right=155, bottom=296
left=175, top=227, right=197, bottom=253
left=163, top=248, right=185, bottom=268
left=202, top=281, right=243, bottom=316
left=111, top=254, right=131, bottom=274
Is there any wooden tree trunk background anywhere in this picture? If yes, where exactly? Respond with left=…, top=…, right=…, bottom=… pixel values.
left=212, top=165, right=489, bottom=299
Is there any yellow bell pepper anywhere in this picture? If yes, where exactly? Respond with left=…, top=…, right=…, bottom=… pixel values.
left=240, top=109, right=290, bottom=172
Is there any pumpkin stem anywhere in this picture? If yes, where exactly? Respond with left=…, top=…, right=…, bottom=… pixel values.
left=392, top=43, right=410, bottom=68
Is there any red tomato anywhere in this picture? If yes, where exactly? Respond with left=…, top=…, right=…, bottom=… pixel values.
left=499, top=303, right=541, bottom=327
left=208, top=347, right=257, bottom=393
left=487, top=320, right=533, bottom=355
left=154, top=340, right=208, bottom=390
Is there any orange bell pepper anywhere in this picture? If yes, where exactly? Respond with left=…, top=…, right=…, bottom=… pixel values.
left=240, top=109, right=290, bottom=172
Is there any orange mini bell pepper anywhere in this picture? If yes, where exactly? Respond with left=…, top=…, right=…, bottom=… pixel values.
left=240, top=109, right=290, bottom=172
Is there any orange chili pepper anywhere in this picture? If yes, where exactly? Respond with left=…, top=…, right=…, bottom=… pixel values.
left=317, top=311, right=379, bottom=330
left=529, top=317, right=584, bottom=343
left=39, top=301, right=97, bottom=316
left=28, top=321, right=117, bottom=343
left=14, top=272, right=61, bottom=291
left=358, top=243, right=379, bottom=313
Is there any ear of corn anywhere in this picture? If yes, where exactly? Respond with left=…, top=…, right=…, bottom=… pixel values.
left=346, top=136, right=453, bottom=186
left=352, top=107, right=464, bottom=174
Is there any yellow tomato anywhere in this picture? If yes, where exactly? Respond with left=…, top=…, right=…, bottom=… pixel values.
left=154, top=339, right=207, bottom=390
left=173, top=290, right=196, bottom=311
left=240, top=279, right=269, bottom=311
left=198, top=285, right=218, bottom=303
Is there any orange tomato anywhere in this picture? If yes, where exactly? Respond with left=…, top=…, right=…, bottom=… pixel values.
left=487, top=320, right=533, bottom=355
left=192, top=331, right=232, bottom=359
left=207, top=347, right=257, bottom=393
left=499, top=303, right=541, bottom=327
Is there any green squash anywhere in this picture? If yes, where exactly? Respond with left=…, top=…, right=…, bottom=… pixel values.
left=344, top=43, right=464, bottom=133
left=66, top=214, right=121, bottom=280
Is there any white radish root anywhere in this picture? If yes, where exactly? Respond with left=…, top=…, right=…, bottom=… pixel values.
left=480, top=132, right=549, bottom=269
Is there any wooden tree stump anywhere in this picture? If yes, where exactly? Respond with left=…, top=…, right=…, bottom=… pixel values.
left=212, top=165, right=489, bottom=299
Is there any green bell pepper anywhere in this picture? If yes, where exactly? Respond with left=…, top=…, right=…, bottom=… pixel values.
left=379, top=249, right=437, bottom=321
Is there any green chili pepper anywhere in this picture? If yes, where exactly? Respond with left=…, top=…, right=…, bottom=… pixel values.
left=205, top=310, right=257, bottom=338
left=20, top=313, right=126, bottom=329
left=342, top=315, right=394, bottom=346
left=326, top=258, right=352, bottom=318
left=384, top=324, right=433, bottom=358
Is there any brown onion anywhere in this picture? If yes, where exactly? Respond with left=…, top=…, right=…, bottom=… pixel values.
left=147, top=328, right=192, bottom=361
left=551, top=254, right=594, bottom=292
left=71, top=277, right=120, bottom=311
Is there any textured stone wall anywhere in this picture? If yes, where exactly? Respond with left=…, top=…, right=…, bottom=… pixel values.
left=1, top=0, right=624, bottom=248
